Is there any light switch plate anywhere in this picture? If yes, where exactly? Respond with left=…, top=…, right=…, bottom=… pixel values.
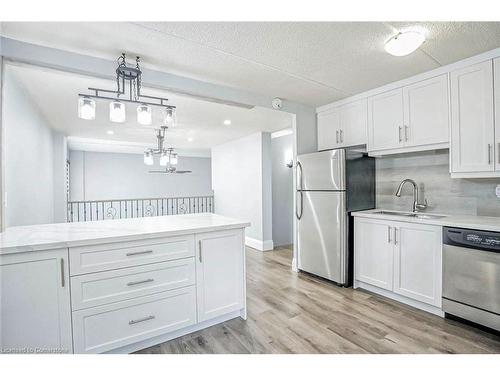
left=496, top=185, right=500, bottom=198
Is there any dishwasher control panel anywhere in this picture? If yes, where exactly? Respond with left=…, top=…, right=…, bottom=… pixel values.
left=443, top=227, right=500, bottom=252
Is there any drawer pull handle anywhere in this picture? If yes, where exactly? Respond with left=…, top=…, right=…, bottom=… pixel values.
left=127, top=278, right=154, bottom=287
left=129, top=315, right=155, bottom=325
left=199, top=240, right=203, bottom=263
left=60, top=258, right=65, bottom=288
left=126, top=250, right=153, bottom=257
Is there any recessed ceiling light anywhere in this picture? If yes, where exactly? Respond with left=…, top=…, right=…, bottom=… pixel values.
left=223, top=119, right=231, bottom=125
left=106, top=130, right=114, bottom=135
left=384, top=31, right=425, bottom=57
left=188, top=137, right=193, bottom=142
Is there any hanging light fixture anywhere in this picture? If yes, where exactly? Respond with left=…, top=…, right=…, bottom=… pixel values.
left=78, top=97, right=96, bottom=120
left=109, top=101, right=126, bottom=123
left=78, top=53, right=175, bottom=125
left=143, top=150, right=154, bottom=166
left=143, top=127, right=191, bottom=174
left=159, top=150, right=169, bottom=166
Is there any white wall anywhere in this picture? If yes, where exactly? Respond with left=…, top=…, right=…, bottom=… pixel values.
left=3, top=67, right=58, bottom=227
left=69, top=150, right=212, bottom=201
left=271, top=133, right=293, bottom=247
left=52, top=132, right=68, bottom=222
left=211, top=132, right=273, bottom=251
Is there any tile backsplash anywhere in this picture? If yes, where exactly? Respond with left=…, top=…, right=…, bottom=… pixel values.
left=376, top=149, right=500, bottom=217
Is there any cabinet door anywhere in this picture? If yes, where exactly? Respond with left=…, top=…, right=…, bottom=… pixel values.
left=195, top=229, right=245, bottom=322
left=450, top=60, right=495, bottom=173
left=494, top=58, right=500, bottom=171
left=340, top=99, right=368, bottom=147
left=368, top=88, right=404, bottom=151
left=0, top=249, right=73, bottom=353
left=354, top=218, right=394, bottom=290
left=393, top=223, right=442, bottom=307
left=317, top=108, right=341, bottom=151
left=403, top=74, right=449, bottom=147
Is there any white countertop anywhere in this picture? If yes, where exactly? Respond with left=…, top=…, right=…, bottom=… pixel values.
left=351, top=209, right=500, bottom=232
left=0, top=213, right=250, bottom=255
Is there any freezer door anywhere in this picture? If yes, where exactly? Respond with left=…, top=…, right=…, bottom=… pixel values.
left=297, top=149, right=345, bottom=191
left=298, top=191, right=347, bottom=283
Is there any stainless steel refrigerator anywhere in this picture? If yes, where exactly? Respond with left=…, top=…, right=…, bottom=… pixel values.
left=296, top=149, right=375, bottom=285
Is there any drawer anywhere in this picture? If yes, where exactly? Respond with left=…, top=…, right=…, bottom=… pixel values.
left=72, top=286, right=196, bottom=353
left=69, top=235, right=195, bottom=275
left=70, top=258, right=195, bottom=310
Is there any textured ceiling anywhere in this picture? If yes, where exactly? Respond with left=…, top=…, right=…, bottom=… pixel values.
left=5, top=64, right=292, bottom=150
left=2, top=22, right=500, bottom=106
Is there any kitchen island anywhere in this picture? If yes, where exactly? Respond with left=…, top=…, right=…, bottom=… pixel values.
left=0, top=213, right=250, bottom=354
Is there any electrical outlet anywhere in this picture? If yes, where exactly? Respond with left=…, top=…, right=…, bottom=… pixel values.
left=496, top=185, right=500, bottom=198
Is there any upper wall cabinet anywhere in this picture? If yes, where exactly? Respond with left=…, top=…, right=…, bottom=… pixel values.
left=450, top=60, right=496, bottom=177
left=367, top=74, right=449, bottom=155
left=317, top=99, right=367, bottom=151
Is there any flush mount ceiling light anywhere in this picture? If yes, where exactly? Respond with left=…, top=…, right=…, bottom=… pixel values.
left=223, top=119, right=231, bottom=125
left=384, top=31, right=425, bottom=57
left=78, top=53, right=176, bottom=125
left=144, top=126, right=191, bottom=174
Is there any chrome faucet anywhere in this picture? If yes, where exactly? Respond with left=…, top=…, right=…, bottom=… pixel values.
left=395, top=179, right=427, bottom=213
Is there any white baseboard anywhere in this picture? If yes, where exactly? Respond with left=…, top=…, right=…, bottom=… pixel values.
left=245, top=236, right=273, bottom=251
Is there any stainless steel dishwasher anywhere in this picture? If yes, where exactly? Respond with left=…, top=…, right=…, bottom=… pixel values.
left=442, top=227, right=500, bottom=331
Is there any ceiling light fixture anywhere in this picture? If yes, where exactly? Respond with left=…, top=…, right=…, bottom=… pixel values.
left=223, top=119, right=231, bottom=125
left=78, top=53, right=176, bottom=124
left=106, top=130, right=114, bottom=135
left=164, top=108, right=176, bottom=127
left=384, top=31, right=425, bottom=57
left=144, top=126, right=191, bottom=174
left=187, top=137, right=193, bottom=142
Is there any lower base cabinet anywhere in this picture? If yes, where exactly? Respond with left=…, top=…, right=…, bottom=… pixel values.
left=354, top=217, right=442, bottom=310
left=0, top=249, right=73, bottom=354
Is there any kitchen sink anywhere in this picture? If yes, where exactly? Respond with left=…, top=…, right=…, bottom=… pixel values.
left=373, top=210, right=446, bottom=219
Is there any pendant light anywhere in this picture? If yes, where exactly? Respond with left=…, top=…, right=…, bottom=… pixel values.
left=170, top=153, right=178, bottom=165
left=78, top=97, right=96, bottom=120
left=109, top=101, right=126, bottom=123
left=159, top=150, right=169, bottom=166
left=143, top=150, right=154, bottom=166
left=164, top=108, right=176, bottom=127
left=137, top=104, right=152, bottom=125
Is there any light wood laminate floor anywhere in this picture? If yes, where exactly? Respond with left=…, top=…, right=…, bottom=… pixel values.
left=135, top=247, right=500, bottom=354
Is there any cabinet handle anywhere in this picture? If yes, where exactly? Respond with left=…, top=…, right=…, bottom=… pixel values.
left=127, top=278, right=154, bottom=287
left=394, top=227, right=398, bottom=245
left=129, top=315, right=155, bottom=325
left=398, top=126, right=402, bottom=142
left=340, top=129, right=344, bottom=143
left=387, top=226, right=391, bottom=243
left=336, top=130, right=339, bottom=144
left=60, top=258, right=65, bottom=288
left=199, top=240, right=203, bottom=262
left=126, top=250, right=153, bottom=257
left=404, top=126, right=409, bottom=142
left=488, top=144, right=492, bottom=164
left=498, top=143, right=500, bottom=164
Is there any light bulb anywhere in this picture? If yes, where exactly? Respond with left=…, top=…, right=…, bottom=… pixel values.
left=159, top=151, right=169, bottom=166
left=137, top=104, right=152, bottom=125
left=170, top=153, right=178, bottom=165
left=78, top=97, right=96, bottom=120
left=143, top=151, right=154, bottom=166
left=109, top=101, right=126, bottom=123
left=164, top=108, right=176, bottom=127
left=384, top=31, right=425, bottom=57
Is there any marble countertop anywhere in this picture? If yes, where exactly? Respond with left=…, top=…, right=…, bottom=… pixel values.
left=351, top=209, right=500, bottom=232
left=0, top=213, right=250, bottom=255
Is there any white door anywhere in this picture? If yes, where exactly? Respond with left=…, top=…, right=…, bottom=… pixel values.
left=450, top=60, right=495, bottom=173
left=403, top=74, right=449, bottom=148
left=340, top=99, right=368, bottom=147
left=354, top=218, right=394, bottom=291
left=317, top=107, right=341, bottom=151
left=393, top=223, right=442, bottom=307
left=494, top=58, right=500, bottom=171
left=0, top=249, right=73, bottom=353
left=195, top=229, right=245, bottom=322
left=368, top=88, right=404, bottom=152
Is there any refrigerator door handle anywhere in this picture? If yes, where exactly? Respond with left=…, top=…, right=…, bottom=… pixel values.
left=296, top=191, right=303, bottom=220
left=296, top=161, right=303, bottom=190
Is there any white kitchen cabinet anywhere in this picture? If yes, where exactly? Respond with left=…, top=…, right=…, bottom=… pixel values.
left=494, top=57, right=500, bottom=171
left=403, top=74, right=449, bottom=148
left=393, top=222, right=442, bottom=307
left=354, top=218, right=393, bottom=291
left=317, top=99, right=367, bottom=150
left=367, top=88, right=404, bottom=152
left=450, top=60, right=495, bottom=174
left=195, top=229, right=245, bottom=322
left=354, top=217, right=442, bottom=312
left=317, top=107, right=341, bottom=151
left=0, top=249, right=73, bottom=353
